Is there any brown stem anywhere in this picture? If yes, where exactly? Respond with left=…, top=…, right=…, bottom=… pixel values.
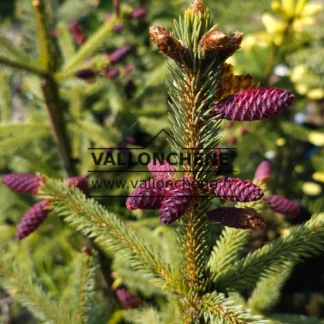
left=41, top=75, right=77, bottom=177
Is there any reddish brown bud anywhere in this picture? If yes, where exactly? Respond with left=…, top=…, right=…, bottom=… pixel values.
left=254, top=161, right=271, bottom=184
left=199, top=30, right=242, bottom=58
left=240, top=126, right=249, bottom=135
left=104, top=68, right=120, bottom=79
left=67, top=177, right=89, bottom=195
left=208, top=207, right=265, bottom=229
left=188, top=0, right=205, bottom=14
left=69, top=21, right=86, bottom=45
left=116, top=289, right=142, bottom=308
left=75, top=69, right=97, bottom=81
left=227, top=136, right=237, bottom=145
left=130, top=8, right=147, bottom=19
left=81, top=246, right=92, bottom=255
left=149, top=26, right=186, bottom=62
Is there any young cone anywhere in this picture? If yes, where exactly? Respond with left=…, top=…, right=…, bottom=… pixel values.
left=67, top=177, right=89, bottom=195
left=69, top=21, right=86, bottom=45
left=2, top=173, right=43, bottom=194
left=116, top=289, right=142, bottom=309
left=75, top=69, right=97, bottom=81
left=126, top=179, right=165, bottom=211
left=160, top=177, right=195, bottom=224
left=213, top=88, right=294, bottom=121
left=108, top=46, right=131, bottom=64
left=208, top=178, right=264, bottom=202
left=104, top=68, right=120, bottom=79
left=265, top=195, right=300, bottom=216
left=16, top=200, right=50, bottom=240
left=208, top=207, right=265, bottom=229
left=148, top=159, right=174, bottom=180
left=130, top=8, right=147, bottom=19
left=254, top=161, right=272, bottom=184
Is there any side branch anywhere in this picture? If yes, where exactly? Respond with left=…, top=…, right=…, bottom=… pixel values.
left=0, top=56, right=48, bottom=77
left=41, top=75, right=77, bottom=176
left=39, top=179, right=177, bottom=291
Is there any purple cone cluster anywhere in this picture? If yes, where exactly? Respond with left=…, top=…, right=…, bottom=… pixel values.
left=126, top=159, right=267, bottom=225
left=207, top=177, right=265, bottom=230
left=75, top=45, right=133, bottom=82
left=126, top=160, right=196, bottom=224
left=73, top=6, right=143, bottom=83
left=116, top=289, right=142, bottom=308
left=2, top=174, right=89, bottom=239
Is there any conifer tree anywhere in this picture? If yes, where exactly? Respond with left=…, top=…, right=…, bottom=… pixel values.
left=0, top=1, right=324, bottom=323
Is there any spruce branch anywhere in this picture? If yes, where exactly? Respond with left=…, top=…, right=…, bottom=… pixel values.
left=214, top=213, right=324, bottom=291
left=0, top=253, right=71, bottom=324
left=31, top=0, right=77, bottom=176
left=162, top=1, right=222, bottom=295
left=33, top=0, right=58, bottom=72
left=70, top=250, right=99, bottom=324
left=39, top=179, right=176, bottom=291
left=248, top=263, right=293, bottom=315
left=150, top=1, right=245, bottom=321
left=111, top=266, right=166, bottom=298
left=0, top=72, right=11, bottom=122
left=60, top=15, right=119, bottom=75
left=56, top=21, right=76, bottom=62
left=0, top=124, right=51, bottom=152
left=207, top=227, right=251, bottom=276
left=0, top=35, right=31, bottom=63
left=201, top=292, right=267, bottom=324
left=0, top=55, right=48, bottom=77
left=124, top=307, right=163, bottom=324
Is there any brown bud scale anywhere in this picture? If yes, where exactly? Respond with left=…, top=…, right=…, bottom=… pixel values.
left=149, top=26, right=187, bottom=62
